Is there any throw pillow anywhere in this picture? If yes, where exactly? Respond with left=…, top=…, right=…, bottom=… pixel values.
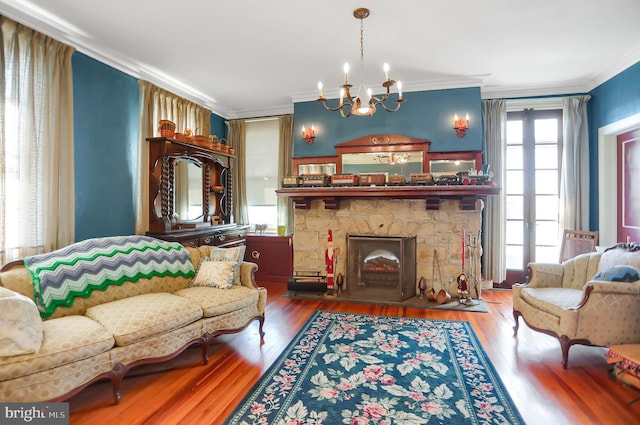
left=592, top=265, right=640, bottom=282
left=0, top=286, right=44, bottom=356
left=190, top=260, right=236, bottom=289
left=209, top=245, right=246, bottom=285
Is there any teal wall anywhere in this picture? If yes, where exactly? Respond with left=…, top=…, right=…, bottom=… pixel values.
left=72, top=53, right=140, bottom=241
left=293, top=87, right=483, bottom=157
left=210, top=112, right=227, bottom=140
left=588, top=61, right=640, bottom=229
left=70, top=48, right=639, bottom=240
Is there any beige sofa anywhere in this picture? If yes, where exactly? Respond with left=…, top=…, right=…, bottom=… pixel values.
left=0, top=237, right=266, bottom=403
left=513, top=243, right=640, bottom=368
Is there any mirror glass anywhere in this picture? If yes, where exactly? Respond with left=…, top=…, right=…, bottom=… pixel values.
left=342, top=151, right=423, bottom=178
left=429, top=159, right=476, bottom=177
left=298, top=163, right=336, bottom=175
left=173, top=157, right=203, bottom=221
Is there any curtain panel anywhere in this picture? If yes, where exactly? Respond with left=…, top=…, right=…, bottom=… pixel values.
left=277, top=115, right=293, bottom=234
left=227, top=119, right=249, bottom=225
left=560, top=95, right=591, bottom=232
left=0, top=16, right=75, bottom=265
left=135, top=81, right=212, bottom=234
left=481, top=99, right=507, bottom=283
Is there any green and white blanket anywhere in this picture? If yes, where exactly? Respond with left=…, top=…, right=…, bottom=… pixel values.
left=24, top=236, right=195, bottom=317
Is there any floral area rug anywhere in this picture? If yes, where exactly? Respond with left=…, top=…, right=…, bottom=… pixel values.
left=224, top=311, right=524, bottom=424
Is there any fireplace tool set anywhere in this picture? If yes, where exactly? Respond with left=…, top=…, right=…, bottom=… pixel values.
left=458, top=229, right=481, bottom=306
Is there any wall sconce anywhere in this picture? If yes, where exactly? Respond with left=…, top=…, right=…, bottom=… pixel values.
left=453, top=113, right=470, bottom=138
left=302, top=125, right=316, bottom=144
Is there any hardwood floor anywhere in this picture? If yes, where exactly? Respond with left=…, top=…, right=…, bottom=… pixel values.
left=67, top=283, right=640, bottom=425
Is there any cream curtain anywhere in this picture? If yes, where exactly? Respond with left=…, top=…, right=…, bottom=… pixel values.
left=277, top=115, right=294, bottom=234
left=481, top=99, right=507, bottom=283
left=135, top=81, right=212, bottom=234
left=227, top=119, right=248, bottom=225
left=560, top=95, right=591, bottom=231
left=0, top=17, right=75, bottom=265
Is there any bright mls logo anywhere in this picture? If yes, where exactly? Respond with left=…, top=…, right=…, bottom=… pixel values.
left=1, top=403, right=68, bottom=424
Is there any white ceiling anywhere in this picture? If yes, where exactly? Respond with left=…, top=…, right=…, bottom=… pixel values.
left=1, top=0, right=640, bottom=119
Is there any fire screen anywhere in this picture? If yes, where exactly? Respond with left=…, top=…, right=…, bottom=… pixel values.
left=346, top=234, right=416, bottom=302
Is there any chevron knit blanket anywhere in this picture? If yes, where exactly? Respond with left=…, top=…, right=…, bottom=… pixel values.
left=24, top=236, right=195, bottom=317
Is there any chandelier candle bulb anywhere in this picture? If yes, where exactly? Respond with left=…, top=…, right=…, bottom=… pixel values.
left=317, top=81, right=323, bottom=98
left=344, top=63, right=350, bottom=83
left=398, top=81, right=403, bottom=99
left=384, top=62, right=390, bottom=81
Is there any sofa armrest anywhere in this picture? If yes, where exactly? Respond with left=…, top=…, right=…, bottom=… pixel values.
left=239, top=261, right=259, bottom=289
left=585, top=279, right=640, bottom=295
left=526, top=262, right=565, bottom=288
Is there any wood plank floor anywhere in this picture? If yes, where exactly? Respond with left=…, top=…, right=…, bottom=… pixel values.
left=67, top=283, right=640, bottom=425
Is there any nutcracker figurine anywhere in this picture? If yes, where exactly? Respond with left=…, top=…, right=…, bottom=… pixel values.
left=325, top=230, right=336, bottom=297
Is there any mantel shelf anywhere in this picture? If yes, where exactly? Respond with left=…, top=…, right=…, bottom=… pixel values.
left=276, top=185, right=500, bottom=211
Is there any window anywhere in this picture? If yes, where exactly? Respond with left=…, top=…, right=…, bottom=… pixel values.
left=245, top=119, right=279, bottom=232
left=505, top=109, right=563, bottom=283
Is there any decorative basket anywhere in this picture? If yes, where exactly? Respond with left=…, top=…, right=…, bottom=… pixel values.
left=158, top=120, right=176, bottom=138
left=175, top=133, right=187, bottom=142
left=193, top=135, right=211, bottom=148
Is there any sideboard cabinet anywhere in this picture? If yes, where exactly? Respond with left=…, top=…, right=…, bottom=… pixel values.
left=146, top=137, right=246, bottom=247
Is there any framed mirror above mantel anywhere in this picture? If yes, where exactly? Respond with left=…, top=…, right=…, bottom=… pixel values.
left=285, top=134, right=492, bottom=211
left=291, top=134, right=482, bottom=176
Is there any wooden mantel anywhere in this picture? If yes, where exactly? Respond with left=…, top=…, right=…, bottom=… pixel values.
left=276, top=185, right=499, bottom=210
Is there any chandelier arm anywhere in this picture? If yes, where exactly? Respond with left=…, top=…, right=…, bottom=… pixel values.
left=372, top=98, right=404, bottom=113
left=316, top=98, right=355, bottom=112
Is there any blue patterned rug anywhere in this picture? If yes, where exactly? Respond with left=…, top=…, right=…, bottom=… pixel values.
left=225, top=311, right=525, bottom=424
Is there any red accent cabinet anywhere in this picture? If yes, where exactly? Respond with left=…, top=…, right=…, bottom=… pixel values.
left=244, top=234, right=293, bottom=283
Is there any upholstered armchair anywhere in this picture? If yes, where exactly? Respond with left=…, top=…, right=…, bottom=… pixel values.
left=513, top=243, right=640, bottom=368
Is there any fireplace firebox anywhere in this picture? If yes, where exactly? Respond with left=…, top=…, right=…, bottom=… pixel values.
left=347, top=235, right=416, bottom=302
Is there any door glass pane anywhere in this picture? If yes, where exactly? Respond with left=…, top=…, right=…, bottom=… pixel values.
left=506, top=146, right=523, bottom=169
left=506, top=195, right=524, bottom=219
left=506, top=221, right=523, bottom=244
left=506, top=170, right=523, bottom=194
left=535, top=119, right=558, bottom=143
left=535, top=246, right=558, bottom=263
left=535, top=145, right=558, bottom=169
left=506, top=245, right=523, bottom=269
left=535, top=221, right=559, bottom=245
left=535, top=170, right=558, bottom=195
left=535, top=195, right=558, bottom=220
left=507, top=121, right=523, bottom=144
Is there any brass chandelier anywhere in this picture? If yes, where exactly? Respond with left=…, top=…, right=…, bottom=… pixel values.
left=316, top=7, right=404, bottom=118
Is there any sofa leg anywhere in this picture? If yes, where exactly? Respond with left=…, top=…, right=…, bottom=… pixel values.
left=258, top=316, right=265, bottom=345
left=513, top=310, right=521, bottom=335
left=201, top=334, right=211, bottom=365
left=110, top=363, right=126, bottom=405
left=559, top=336, right=571, bottom=369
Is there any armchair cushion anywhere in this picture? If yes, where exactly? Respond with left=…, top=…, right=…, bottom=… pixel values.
left=592, top=265, right=640, bottom=283
left=521, top=287, right=583, bottom=317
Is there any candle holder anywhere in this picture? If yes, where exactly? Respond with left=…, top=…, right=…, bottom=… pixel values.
left=302, top=125, right=316, bottom=144
left=453, top=113, right=470, bottom=138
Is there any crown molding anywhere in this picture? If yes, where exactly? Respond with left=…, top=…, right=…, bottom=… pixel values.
left=584, top=44, right=640, bottom=91
left=0, top=0, right=231, bottom=117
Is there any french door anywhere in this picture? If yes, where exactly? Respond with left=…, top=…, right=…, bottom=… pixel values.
left=503, top=109, right=563, bottom=285
left=618, top=128, right=640, bottom=244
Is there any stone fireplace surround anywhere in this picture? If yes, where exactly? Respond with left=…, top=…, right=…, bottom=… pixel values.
left=292, top=197, right=484, bottom=298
